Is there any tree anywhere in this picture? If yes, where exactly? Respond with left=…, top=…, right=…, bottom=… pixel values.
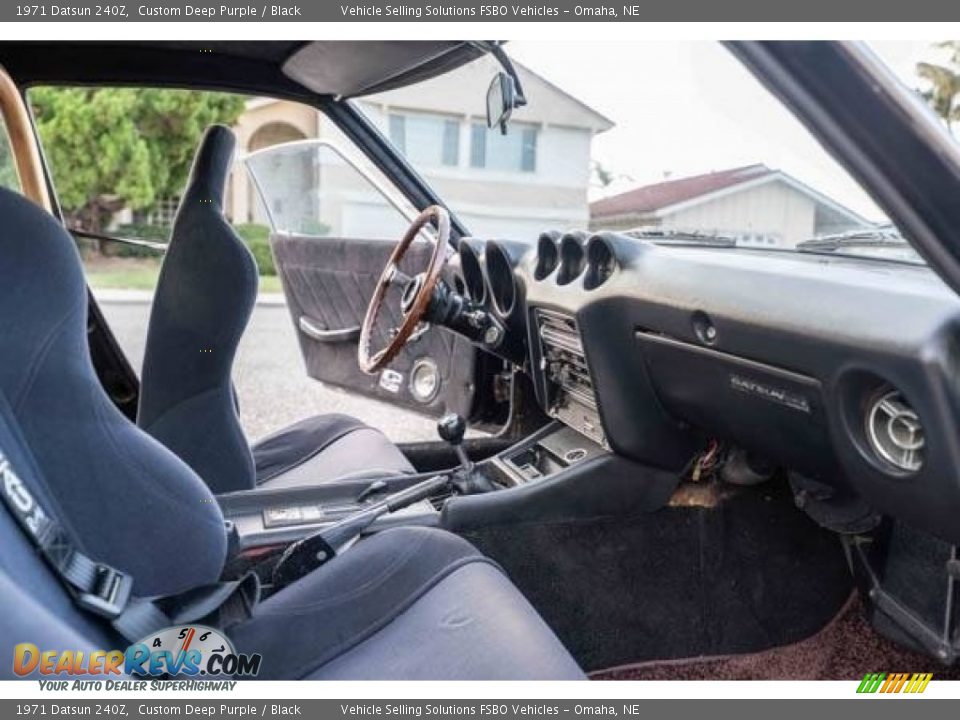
left=591, top=160, right=614, bottom=188
left=917, top=41, right=960, bottom=132
left=30, top=87, right=246, bottom=232
left=0, top=132, right=19, bottom=191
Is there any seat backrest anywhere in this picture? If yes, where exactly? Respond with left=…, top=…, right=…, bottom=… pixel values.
left=137, top=125, right=259, bottom=494
left=0, top=395, right=117, bottom=678
left=0, top=186, right=227, bottom=599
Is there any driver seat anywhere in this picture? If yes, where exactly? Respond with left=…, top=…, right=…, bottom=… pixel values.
left=137, top=125, right=414, bottom=494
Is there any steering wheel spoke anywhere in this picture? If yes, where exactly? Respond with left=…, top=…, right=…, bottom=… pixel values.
left=358, top=206, right=451, bottom=375
left=387, top=265, right=413, bottom=287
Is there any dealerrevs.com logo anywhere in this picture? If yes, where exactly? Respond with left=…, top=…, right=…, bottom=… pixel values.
left=13, top=624, right=261, bottom=678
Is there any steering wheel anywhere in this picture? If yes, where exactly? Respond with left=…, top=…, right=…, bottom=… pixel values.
left=358, top=205, right=450, bottom=375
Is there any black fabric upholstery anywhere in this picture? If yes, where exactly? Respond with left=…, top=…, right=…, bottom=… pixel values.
left=0, top=188, right=227, bottom=597
left=255, top=420, right=415, bottom=488
left=232, top=527, right=584, bottom=680
left=253, top=413, right=368, bottom=483
left=139, top=126, right=413, bottom=493
left=138, top=125, right=259, bottom=494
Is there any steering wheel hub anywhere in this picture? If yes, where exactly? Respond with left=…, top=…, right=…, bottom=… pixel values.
left=400, top=273, right=425, bottom=315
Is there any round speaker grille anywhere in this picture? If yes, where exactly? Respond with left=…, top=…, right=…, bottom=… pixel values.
left=866, top=389, right=924, bottom=473
left=409, top=357, right=440, bottom=404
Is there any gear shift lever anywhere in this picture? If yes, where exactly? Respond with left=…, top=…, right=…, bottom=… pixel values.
left=437, top=413, right=473, bottom=475
left=437, top=414, right=495, bottom=494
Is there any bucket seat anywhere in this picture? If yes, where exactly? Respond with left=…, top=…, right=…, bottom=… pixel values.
left=0, top=185, right=583, bottom=680
left=137, top=125, right=414, bottom=494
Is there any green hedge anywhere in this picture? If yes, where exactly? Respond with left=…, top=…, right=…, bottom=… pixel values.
left=104, top=222, right=275, bottom=275
left=233, top=223, right=275, bottom=276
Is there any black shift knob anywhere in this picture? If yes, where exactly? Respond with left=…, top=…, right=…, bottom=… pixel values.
left=437, top=413, right=466, bottom=445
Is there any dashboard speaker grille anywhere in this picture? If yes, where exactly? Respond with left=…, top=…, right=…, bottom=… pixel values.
left=866, top=389, right=924, bottom=473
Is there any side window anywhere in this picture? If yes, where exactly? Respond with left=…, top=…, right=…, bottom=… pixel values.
left=243, top=140, right=415, bottom=239
left=0, top=116, right=21, bottom=193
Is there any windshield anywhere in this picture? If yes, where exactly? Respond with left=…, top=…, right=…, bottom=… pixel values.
left=353, top=41, right=958, bottom=266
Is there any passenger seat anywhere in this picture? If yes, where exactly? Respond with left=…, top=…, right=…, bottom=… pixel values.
left=0, top=186, right=583, bottom=680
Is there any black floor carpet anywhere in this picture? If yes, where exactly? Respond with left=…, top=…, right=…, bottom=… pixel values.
left=592, top=593, right=960, bottom=680
left=460, top=478, right=853, bottom=672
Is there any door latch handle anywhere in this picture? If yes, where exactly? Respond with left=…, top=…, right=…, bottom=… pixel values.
left=298, top=316, right=361, bottom=343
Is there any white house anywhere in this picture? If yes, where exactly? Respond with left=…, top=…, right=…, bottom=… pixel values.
left=589, top=164, right=871, bottom=247
left=226, top=56, right=613, bottom=241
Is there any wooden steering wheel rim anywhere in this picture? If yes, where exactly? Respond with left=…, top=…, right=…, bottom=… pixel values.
left=358, top=205, right=450, bottom=375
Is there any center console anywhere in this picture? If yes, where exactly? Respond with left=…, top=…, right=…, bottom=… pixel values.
left=534, top=309, right=608, bottom=448
left=496, top=422, right=607, bottom=484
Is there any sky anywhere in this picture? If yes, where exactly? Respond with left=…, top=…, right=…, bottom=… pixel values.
left=506, top=40, right=952, bottom=222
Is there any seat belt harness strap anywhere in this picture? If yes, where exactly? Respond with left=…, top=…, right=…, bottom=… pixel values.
left=0, top=449, right=257, bottom=642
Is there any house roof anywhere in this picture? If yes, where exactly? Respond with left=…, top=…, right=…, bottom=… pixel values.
left=590, top=164, right=774, bottom=218
left=589, top=164, right=870, bottom=228
left=516, top=62, right=614, bottom=133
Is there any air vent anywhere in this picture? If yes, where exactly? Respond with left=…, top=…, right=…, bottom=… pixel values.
left=866, top=389, right=924, bottom=473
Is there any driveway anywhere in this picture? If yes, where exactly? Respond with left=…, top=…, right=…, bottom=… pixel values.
left=95, top=291, right=439, bottom=443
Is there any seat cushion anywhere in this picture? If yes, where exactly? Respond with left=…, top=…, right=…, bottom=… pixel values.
left=253, top=413, right=414, bottom=488
left=230, top=527, right=585, bottom=680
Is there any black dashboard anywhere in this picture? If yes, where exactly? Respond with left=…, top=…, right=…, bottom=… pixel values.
left=453, top=231, right=960, bottom=545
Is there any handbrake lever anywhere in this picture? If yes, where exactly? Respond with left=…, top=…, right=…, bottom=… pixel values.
left=271, top=474, right=451, bottom=590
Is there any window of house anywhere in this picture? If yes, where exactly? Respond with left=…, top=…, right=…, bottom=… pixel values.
left=388, top=112, right=459, bottom=168
left=470, top=122, right=537, bottom=173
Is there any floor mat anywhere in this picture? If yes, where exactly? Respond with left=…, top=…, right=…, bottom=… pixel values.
left=592, top=593, right=960, bottom=680
left=461, top=478, right=853, bottom=672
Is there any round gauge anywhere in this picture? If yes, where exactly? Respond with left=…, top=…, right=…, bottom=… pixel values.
left=458, top=241, right=486, bottom=304
left=534, top=233, right=560, bottom=281
left=584, top=235, right=617, bottom=290
left=557, top=233, right=586, bottom=286
left=486, top=241, right=517, bottom=316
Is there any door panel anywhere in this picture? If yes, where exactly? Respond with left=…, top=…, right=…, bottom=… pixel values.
left=273, top=232, right=476, bottom=417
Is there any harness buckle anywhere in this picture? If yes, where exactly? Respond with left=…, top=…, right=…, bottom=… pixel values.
left=76, top=564, right=133, bottom=619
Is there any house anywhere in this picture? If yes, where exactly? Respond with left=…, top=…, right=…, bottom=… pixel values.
left=588, top=164, right=871, bottom=247
left=226, top=56, right=614, bottom=241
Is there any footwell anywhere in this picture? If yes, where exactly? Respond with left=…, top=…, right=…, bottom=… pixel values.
left=591, top=594, right=960, bottom=680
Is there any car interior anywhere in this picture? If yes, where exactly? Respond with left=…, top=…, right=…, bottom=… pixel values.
left=3, top=40, right=960, bottom=680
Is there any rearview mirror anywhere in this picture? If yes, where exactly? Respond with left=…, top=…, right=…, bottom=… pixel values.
left=486, top=72, right=517, bottom=135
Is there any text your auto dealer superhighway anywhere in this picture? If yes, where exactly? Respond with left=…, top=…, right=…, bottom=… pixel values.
left=138, top=4, right=300, bottom=16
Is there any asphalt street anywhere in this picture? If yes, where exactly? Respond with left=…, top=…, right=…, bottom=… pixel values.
left=97, top=294, right=440, bottom=443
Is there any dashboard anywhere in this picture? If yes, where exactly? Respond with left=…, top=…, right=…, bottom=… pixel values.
left=452, top=231, right=960, bottom=545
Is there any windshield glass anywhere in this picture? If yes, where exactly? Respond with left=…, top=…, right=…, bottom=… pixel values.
left=353, top=41, right=957, bottom=266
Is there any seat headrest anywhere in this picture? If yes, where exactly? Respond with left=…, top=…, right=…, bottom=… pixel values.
left=182, top=124, right=236, bottom=208
left=0, top=188, right=227, bottom=596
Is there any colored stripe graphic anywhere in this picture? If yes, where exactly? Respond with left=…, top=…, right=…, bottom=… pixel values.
left=857, top=672, right=932, bottom=694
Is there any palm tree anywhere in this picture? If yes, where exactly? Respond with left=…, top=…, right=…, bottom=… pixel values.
left=917, top=41, right=960, bottom=132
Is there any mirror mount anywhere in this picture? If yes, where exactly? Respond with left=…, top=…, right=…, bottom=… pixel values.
left=480, top=42, right=527, bottom=134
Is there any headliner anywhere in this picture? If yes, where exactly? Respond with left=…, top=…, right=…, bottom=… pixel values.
left=0, top=41, right=488, bottom=100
